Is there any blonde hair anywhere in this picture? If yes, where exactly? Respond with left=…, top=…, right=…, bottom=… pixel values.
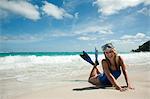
left=103, top=48, right=119, bottom=67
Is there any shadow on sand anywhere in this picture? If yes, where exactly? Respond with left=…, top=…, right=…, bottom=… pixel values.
left=73, top=86, right=105, bottom=91
left=73, top=85, right=128, bottom=91
left=71, top=79, right=128, bottom=91
left=71, top=79, right=111, bottom=91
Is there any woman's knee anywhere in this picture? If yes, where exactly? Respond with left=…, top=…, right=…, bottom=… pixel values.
left=88, top=78, right=92, bottom=83
left=88, top=77, right=99, bottom=85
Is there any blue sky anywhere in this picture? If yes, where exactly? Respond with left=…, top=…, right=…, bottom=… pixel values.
left=0, top=0, right=150, bottom=52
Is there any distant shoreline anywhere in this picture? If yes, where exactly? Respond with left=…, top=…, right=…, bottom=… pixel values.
left=0, top=51, right=149, bottom=57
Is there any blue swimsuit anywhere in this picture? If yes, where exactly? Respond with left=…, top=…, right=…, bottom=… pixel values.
left=98, top=70, right=121, bottom=85
left=98, top=58, right=121, bottom=86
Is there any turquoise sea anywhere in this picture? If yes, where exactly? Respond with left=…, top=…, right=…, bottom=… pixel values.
left=0, top=52, right=92, bottom=57
left=0, top=51, right=130, bottom=57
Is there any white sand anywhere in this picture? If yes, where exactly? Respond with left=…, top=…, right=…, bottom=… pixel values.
left=9, top=65, right=150, bottom=99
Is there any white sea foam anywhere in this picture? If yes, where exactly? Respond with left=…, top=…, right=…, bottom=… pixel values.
left=0, top=52, right=150, bottom=82
left=0, top=55, right=85, bottom=82
left=0, top=52, right=150, bottom=70
left=0, top=55, right=80, bottom=70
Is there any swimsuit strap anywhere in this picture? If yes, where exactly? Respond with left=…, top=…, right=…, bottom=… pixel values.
left=105, top=56, right=121, bottom=71
left=103, top=59, right=113, bottom=72
left=114, top=56, right=121, bottom=70
left=117, top=56, right=121, bottom=70
left=114, top=56, right=118, bottom=70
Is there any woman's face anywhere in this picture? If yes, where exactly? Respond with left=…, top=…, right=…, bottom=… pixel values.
left=104, top=49, right=115, bottom=59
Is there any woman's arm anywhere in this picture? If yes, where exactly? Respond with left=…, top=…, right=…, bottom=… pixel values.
left=119, top=56, right=134, bottom=89
left=102, top=60, right=126, bottom=91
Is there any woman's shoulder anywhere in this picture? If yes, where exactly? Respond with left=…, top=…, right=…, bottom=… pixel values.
left=101, top=59, right=109, bottom=68
left=117, top=55, right=123, bottom=61
left=101, top=59, right=109, bottom=65
left=117, top=55, right=124, bottom=65
left=101, top=59, right=107, bottom=62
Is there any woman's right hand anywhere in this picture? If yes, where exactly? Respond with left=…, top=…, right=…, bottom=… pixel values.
left=115, top=85, right=127, bottom=92
left=119, top=87, right=127, bottom=92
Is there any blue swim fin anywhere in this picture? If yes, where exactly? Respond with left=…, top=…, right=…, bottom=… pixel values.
left=95, top=47, right=99, bottom=65
left=80, top=51, right=95, bottom=65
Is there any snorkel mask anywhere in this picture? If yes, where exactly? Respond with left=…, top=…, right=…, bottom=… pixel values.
left=101, top=43, right=115, bottom=52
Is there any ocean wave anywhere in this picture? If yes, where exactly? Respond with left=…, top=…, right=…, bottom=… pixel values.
left=0, top=52, right=150, bottom=70
left=0, top=52, right=150, bottom=83
left=0, top=55, right=82, bottom=70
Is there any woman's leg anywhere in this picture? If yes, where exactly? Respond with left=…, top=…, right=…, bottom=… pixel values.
left=95, top=66, right=100, bottom=74
left=89, top=66, right=101, bottom=78
left=88, top=66, right=101, bottom=85
left=89, top=66, right=98, bottom=78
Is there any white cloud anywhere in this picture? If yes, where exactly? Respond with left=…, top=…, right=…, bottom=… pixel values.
left=74, top=12, right=79, bottom=19
left=73, top=22, right=114, bottom=41
left=137, top=7, right=150, bottom=16
left=44, top=20, right=114, bottom=41
left=50, top=31, right=72, bottom=37
left=0, top=34, right=43, bottom=42
left=0, top=0, right=40, bottom=20
left=120, top=33, right=150, bottom=42
left=94, top=0, right=150, bottom=16
left=74, top=25, right=113, bottom=35
left=108, top=33, right=150, bottom=52
left=42, top=1, right=73, bottom=20
left=77, top=36, right=96, bottom=41
left=109, top=39, right=139, bottom=52
left=63, top=0, right=91, bottom=12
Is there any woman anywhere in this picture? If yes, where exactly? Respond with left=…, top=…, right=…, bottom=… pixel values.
left=88, top=43, right=134, bottom=91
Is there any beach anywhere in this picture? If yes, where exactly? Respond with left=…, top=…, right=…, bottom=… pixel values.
left=1, top=0, right=149, bottom=99
left=0, top=52, right=150, bottom=99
